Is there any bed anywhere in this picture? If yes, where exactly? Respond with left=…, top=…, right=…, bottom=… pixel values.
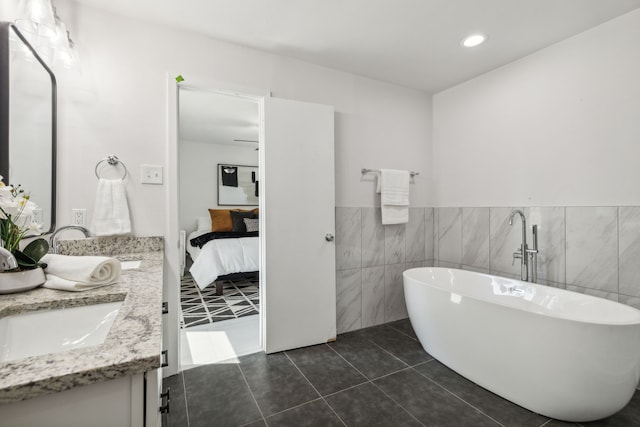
left=186, top=211, right=259, bottom=295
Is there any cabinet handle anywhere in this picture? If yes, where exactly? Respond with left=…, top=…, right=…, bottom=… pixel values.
left=159, top=387, right=170, bottom=414
left=162, top=301, right=168, bottom=314
left=161, top=350, right=169, bottom=368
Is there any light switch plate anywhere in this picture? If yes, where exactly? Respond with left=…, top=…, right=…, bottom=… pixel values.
left=141, top=165, right=163, bottom=185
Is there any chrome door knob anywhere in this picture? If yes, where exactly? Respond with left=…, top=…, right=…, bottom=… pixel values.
left=325, top=233, right=335, bottom=242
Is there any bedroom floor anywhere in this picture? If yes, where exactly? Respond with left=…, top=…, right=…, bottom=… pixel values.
left=162, top=318, right=640, bottom=427
left=180, top=274, right=259, bottom=327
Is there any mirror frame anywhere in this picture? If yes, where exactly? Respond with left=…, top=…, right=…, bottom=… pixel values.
left=0, top=22, right=57, bottom=234
left=217, top=163, right=259, bottom=206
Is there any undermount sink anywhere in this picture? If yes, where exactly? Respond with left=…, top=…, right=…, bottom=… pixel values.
left=0, top=301, right=122, bottom=363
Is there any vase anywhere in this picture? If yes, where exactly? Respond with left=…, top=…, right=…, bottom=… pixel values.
left=0, top=267, right=46, bottom=294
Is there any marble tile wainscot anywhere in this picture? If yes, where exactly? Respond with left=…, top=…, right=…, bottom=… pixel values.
left=431, top=206, right=640, bottom=308
left=335, top=207, right=434, bottom=334
left=0, top=237, right=164, bottom=412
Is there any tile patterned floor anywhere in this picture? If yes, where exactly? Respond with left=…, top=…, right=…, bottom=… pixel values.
left=162, top=319, right=640, bottom=427
left=180, top=275, right=259, bottom=328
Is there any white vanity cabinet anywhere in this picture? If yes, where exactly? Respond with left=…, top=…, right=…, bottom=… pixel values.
left=0, top=369, right=162, bottom=427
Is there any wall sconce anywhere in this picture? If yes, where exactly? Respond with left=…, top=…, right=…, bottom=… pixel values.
left=14, top=0, right=56, bottom=38
left=12, top=0, right=77, bottom=68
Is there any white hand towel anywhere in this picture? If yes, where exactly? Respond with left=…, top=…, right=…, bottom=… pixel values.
left=42, top=254, right=121, bottom=292
left=91, top=178, right=131, bottom=236
left=380, top=169, right=410, bottom=225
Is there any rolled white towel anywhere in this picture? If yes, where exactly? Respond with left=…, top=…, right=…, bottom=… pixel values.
left=41, top=254, right=121, bottom=292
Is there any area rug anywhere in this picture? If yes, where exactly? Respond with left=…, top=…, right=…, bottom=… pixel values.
left=180, top=274, right=260, bottom=328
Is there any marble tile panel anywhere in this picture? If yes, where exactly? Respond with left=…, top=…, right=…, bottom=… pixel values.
left=565, top=207, right=618, bottom=293
left=406, top=208, right=425, bottom=262
left=490, top=207, right=525, bottom=278
left=336, top=268, right=362, bottom=334
left=437, top=207, right=462, bottom=264
left=362, top=208, right=385, bottom=267
left=619, top=295, right=640, bottom=310
left=462, top=207, right=490, bottom=270
left=489, top=270, right=521, bottom=280
left=425, top=208, right=434, bottom=261
left=527, top=207, right=565, bottom=284
left=385, top=264, right=408, bottom=322
left=462, top=265, right=491, bottom=274
left=433, top=208, right=439, bottom=261
left=619, top=207, right=640, bottom=297
left=385, top=224, right=406, bottom=265
left=335, top=207, right=362, bottom=270
left=536, top=278, right=566, bottom=289
left=435, top=260, right=462, bottom=269
left=362, top=266, right=386, bottom=328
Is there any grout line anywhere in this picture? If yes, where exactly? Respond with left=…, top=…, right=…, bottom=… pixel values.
left=326, top=341, right=426, bottom=427
left=616, top=206, right=620, bottom=297
left=180, top=371, right=191, bottom=427
left=385, top=322, right=420, bottom=342
left=262, top=396, right=325, bottom=421
left=283, top=348, right=349, bottom=427
left=370, top=378, right=427, bottom=427
left=411, top=365, right=506, bottom=427
left=235, top=362, right=268, bottom=426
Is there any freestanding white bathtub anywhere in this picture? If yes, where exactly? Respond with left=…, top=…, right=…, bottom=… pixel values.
left=403, top=267, right=640, bottom=422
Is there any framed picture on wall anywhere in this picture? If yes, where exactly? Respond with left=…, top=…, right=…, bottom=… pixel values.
left=217, top=164, right=259, bottom=206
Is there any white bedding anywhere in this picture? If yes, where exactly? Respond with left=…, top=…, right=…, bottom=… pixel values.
left=188, top=229, right=259, bottom=290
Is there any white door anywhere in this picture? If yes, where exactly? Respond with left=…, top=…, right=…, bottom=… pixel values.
left=262, top=97, right=336, bottom=353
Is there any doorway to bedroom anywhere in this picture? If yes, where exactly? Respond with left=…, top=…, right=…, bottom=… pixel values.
left=177, top=86, right=262, bottom=367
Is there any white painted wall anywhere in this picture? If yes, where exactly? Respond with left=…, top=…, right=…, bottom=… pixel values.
left=178, top=140, right=258, bottom=233
left=433, top=9, right=640, bottom=207
left=7, top=0, right=433, bottom=238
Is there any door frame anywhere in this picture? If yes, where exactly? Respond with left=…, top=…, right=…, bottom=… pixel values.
left=166, top=73, right=270, bottom=374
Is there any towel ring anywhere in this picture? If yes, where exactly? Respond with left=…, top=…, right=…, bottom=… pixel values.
left=95, top=155, right=127, bottom=180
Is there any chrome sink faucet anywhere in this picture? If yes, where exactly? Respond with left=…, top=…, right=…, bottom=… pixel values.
left=50, top=225, right=90, bottom=254
left=508, top=210, right=538, bottom=283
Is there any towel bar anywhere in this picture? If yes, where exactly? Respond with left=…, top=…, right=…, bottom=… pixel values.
left=361, top=168, right=419, bottom=178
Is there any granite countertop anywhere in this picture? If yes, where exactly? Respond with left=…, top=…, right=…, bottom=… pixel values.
left=0, top=241, right=164, bottom=403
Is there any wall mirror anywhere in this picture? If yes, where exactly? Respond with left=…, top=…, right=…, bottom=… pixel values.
left=0, top=22, right=57, bottom=234
left=218, top=164, right=259, bottom=206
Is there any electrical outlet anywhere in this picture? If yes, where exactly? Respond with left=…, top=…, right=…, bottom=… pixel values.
left=32, top=208, right=43, bottom=225
left=72, top=209, right=86, bottom=226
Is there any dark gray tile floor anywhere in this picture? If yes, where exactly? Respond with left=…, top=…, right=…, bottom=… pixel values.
left=162, top=319, right=640, bottom=427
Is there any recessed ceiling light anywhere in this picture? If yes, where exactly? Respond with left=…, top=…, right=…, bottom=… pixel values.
left=461, top=34, right=487, bottom=48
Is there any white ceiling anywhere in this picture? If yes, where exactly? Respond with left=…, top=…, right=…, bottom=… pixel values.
left=74, top=0, right=640, bottom=93
left=179, top=87, right=259, bottom=145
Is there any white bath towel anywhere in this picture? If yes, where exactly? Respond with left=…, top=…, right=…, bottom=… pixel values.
left=91, top=178, right=131, bottom=236
left=42, top=254, right=121, bottom=291
left=380, top=169, right=410, bottom=225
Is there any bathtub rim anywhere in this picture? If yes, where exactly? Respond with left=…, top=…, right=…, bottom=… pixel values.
left=403, top=267, right=640, bottom=326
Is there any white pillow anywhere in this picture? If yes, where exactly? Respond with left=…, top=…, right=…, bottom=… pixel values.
left=196, top=216, right=211, bottom=231
left=243, top=217, right=259, bottom=232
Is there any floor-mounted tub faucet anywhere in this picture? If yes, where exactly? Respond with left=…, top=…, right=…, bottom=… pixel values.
left=508, top=210, right=538, bottom=283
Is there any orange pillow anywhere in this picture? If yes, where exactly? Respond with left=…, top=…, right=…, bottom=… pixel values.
left=208, top=209, right=254, bottom=232
left=208, top=209, right=234, bottom=232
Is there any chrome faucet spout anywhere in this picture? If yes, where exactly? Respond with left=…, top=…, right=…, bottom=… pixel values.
left=50, top=225, right=90, bottom=254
